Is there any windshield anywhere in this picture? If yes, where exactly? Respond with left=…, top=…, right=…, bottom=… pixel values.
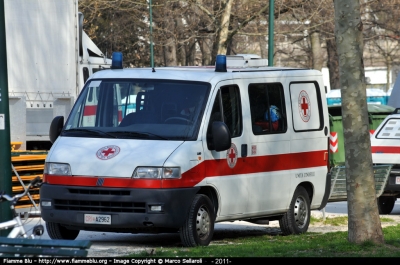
left=63, top=79, right=210, bottom=140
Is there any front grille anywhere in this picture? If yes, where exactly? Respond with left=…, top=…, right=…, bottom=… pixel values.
left=54, top=188, right=145, bottom=212
left=69, top=189, right=130, bottom=196
left=54, top=199, right=146, bottom=213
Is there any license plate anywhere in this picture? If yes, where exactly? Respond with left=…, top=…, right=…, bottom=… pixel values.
left=84, top=214, right=111, bottom=225
left=396, top=177, right=400, bottom=185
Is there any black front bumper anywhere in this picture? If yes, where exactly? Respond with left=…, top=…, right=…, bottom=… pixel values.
left=385, top=171, right=400, bottom=195
left=40, top=183, right=200, bottom=232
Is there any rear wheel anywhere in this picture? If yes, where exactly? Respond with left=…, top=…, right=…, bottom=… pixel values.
left=377, top=196, right=395, bottom=215
left=179, top=194, right=215, bottom=247
left=46, top=222, right=80, bottom=240
left=279, top=186, right=310, bottom=235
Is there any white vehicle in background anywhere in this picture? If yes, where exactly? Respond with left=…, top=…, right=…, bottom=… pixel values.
left=40, top=53, right=331, bottom=247
left=371, top=109, right=400, bottom=214
left=5, top=0, right=111, bottom=150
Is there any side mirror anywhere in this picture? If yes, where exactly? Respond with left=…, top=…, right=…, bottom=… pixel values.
left=212, top=121, right=231, bottom=152
left=49, top=116, right=64, bottom=143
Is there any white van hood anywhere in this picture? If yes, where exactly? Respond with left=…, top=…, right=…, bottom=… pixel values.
left=47, top=137, right=183, bottom=178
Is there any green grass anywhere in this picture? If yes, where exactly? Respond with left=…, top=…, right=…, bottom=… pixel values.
left=127, top=220, right=400, bottom=258
left=381, top=217, right=395, bottom=222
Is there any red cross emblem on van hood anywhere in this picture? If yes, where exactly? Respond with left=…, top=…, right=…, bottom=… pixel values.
left=96, top=145, right=121, bottom=160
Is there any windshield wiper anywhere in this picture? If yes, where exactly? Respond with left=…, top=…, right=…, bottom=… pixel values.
left=108, top=131, right=168, bottom=140
left=64, top=128, right=119, bottom=138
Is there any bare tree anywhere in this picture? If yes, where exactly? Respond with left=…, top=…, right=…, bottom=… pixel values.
left=189, top=0, right=272, bottom=63
left=273, top=0, right=338, bottom=87
left=154, top=1, right=178, bottom=66
left=215, top=0, right=233, bottom=56
left=362, top=0, right=400, bottom=92
left=310, top=31, right=323, bottom=71
left=78, top=0, right=400, bottom=89
left=79, top=0, right=152, bottom=67
left=334, top=0, right=384, bottom=244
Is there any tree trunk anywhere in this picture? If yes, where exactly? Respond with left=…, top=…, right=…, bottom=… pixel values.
left=216, top=0, right=232, bottom=55
left=326, top=38, right=340, bottom=90
left=310, top=31, right=323, bottom=71
left=211, top=0, right=233, bottom=62
left=177, top=43, right=186, bottom=66
left=163, top=37, right=177, bottom=66
left=175, top=17, right=186, bottom=66
left=186, top=38, right=197, bottom=66
left=386, top=56, right=392, bottom=93
left=199, top=37, right=212, bottom=66
left=334, top=0, right=384, bottom=244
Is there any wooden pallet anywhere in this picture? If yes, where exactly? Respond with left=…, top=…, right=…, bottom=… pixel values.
left=10, top=151, right=48, bottom=213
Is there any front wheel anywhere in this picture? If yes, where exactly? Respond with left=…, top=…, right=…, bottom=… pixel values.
left=46, top=222, right=80, bottom=240
left=279, top=186, right=311, bottom=235
left=377, top=196, right=396, bottom=215
left=179, top=194, right=215, bottom=247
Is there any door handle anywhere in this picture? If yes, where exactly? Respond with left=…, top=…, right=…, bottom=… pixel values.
left=241, top=144, right=247, bottom=157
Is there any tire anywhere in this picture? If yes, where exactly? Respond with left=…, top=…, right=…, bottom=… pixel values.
left=377, top=196, right=395, bottom=215
left=46, top=222, right=80, bottom=240
left=279, top=186, right=311, bottom=235
left=179, top=194, right=215, bottom=247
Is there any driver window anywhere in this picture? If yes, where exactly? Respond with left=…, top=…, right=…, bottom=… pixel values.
left=207, top=85, right=242, bottom=149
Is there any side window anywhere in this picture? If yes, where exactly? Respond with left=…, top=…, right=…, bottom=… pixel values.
left=207, top=85, right=242, bottom=150
left=117, top=83, right=137, bottom=118
left=376, top=118, right=400, bottom=139
left=289, top=82, right=323, bottom=132
left=81, top=82, right=101, bottom=127
left=221, top=85, right=242, bottom=137
left=83, top=67, right=90, bottom=84
left=83, top=82, right=126, bottom=128
left=93, top=67, right=107, bottom=74
left=249, top=83, right=287, bottom=135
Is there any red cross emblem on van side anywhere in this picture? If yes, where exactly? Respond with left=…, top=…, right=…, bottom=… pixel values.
left=301, top=97, right=309, bottom=116
left=226, top=143, right=238, bottom=168
left=96, top=145, right=120, bottom=160
left=228, top=149, right=236, bottom=163
left=298, top=90, right=311, bottom=122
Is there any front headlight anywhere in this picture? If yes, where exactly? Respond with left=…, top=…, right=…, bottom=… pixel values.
left=132, top=167, right=180, bottom=179
left=44, top=163, right=72, bottom=175
left=133, top=167, right=162, bottom=179
left=162, top=167, right=181, bottom=179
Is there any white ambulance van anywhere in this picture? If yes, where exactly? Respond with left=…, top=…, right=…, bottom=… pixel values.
left=40, top=53, right=331, bottom=247
left=370, top=109, right=400, bottom=214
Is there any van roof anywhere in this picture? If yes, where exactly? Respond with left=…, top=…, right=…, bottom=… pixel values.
left=89, top=54, right=323, bottom=82
left=89, top=65, right=322, bottom=83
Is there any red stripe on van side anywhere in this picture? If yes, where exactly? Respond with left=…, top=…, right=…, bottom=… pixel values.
left=44, top=150, right=327, bottom=189
left=161, top=150, right=327, bottom=188
left=83, top=105, right=97, bottom=116
left=371, top=146, right=400, bottom=154
left=204, top=150, right=326, bottom=177
left=164, top=149, right=326, bottom=188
